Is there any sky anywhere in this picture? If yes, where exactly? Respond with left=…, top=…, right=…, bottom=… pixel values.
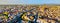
left=0, top=0, right=60, bottom=4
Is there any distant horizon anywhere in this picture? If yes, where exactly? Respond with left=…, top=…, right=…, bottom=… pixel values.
left=0, top=4, right=60, bottom=5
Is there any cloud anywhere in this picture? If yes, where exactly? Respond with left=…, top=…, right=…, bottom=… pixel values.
left=0, top=0, right=21, bottom=4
